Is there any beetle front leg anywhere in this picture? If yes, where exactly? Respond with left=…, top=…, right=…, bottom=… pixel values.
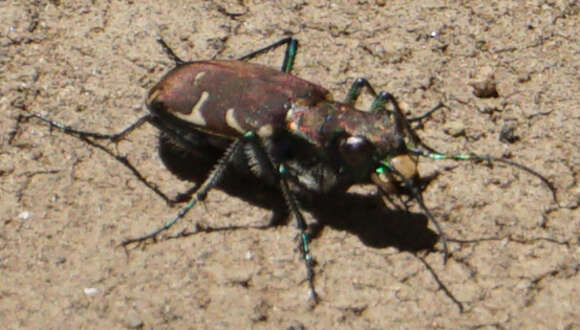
left=345, top=78, right=444, bottom=122
left=370, top=92, right=435, bottom=151
left=344, top=78, right=378, bottom=106
left=407, top=101, right=445, bottom=124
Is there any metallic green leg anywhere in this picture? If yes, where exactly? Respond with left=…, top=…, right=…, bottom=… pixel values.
left=344, top=78, right=378, bottom=106
left=156, top=36, right=299, bottom=73
left=237, top=37, right=298, bottom=73
left=121, top=136, right=244, bottom=246
left=243, top=132, right=319, bottom=302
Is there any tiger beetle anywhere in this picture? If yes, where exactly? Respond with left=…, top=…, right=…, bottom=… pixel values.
left=22, top=37, right=556, bottom=302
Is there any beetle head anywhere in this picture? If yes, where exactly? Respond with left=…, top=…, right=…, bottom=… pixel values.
left=287, top=101, right=421, bottom=189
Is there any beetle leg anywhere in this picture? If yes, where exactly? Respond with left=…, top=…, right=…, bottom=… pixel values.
left=24, top=113, right=151, bottom=142
left=373, top=92, right=445, bottom=156
left=344, top=77, right=378, bottom=106
left=156, top=37, right=299, bottom=72
left=345, top=78, right=445, bottom=125
left=369, top=91, right=393, bottom=113
left=18, top=113, right=187, bottom=204
left=241, top=132, right=319, bottom=302
left=280, top=38, right=298, bottom=73
left=155, top=37, right=186, bottom=66
left=237, top=37, right=298, bottom=73
left=408, top=101, right=445, bottom=124
left=278, top=163, right=318, bottom=302
left=121, top=137, right=245, bottom=247
left=347, top=82, right=447, bottom=154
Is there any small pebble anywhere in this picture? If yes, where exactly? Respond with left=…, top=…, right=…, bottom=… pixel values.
left=83, top=287, right=99, bottom=296
left=499, top=125, right=519, bottom=143
left=444, top=121, right=465, bottom=137
left=517, top=73, right=531, bottom=83
left=18, top=211, right=31, bottom=220
left=125, top=309, right=144, bottom=329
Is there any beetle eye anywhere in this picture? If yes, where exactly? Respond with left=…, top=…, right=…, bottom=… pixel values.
left=339, top=136, right=373, bottom=165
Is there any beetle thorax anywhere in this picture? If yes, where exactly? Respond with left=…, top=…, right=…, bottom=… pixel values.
left=286, top=101, right=403, bottom=158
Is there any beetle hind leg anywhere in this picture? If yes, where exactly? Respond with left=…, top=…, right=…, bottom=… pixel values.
left=16, top=113, right=182, bottom=204
left=23, top=113, right=150, bottom=142
left=237, top=37, right=299, bottom=73
left=155, top=37, right=186, bottom=66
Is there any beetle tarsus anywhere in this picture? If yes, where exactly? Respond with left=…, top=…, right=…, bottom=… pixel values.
left=408, top=101, right=446, bottom=123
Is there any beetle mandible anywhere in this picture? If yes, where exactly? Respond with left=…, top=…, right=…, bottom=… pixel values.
left=25, top=37, right=556, bottom=302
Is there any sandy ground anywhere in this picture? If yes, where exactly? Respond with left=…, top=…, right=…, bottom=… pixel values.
left=1, top=1, right=579, bottom=329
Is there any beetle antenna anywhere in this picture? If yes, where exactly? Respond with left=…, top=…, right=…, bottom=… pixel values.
left=410, top=148, right=557, bottom=203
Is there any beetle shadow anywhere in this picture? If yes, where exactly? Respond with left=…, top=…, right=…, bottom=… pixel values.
left=305, top=194, right=437, bottom=252
left=159, top=134, right=438, bottom=254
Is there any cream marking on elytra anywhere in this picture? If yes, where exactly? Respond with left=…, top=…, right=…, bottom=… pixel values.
left=193, top=72, right=206, bottom=86
left=146, top=89, right=160, bottom=106
left=174, top=91, right=209, bottom=126
left=225, top=108, right=246, bottom=133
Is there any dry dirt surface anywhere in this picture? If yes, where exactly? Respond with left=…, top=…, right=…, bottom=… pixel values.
left=2, top=1, right=579, bottom=329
